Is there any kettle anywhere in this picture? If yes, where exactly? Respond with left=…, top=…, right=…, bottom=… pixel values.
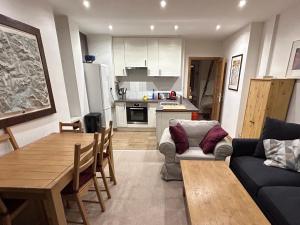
left=169, top=91, right=177, bottom=100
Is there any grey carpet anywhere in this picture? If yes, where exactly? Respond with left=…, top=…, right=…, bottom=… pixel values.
left=66, top=150, right=188, bottom=225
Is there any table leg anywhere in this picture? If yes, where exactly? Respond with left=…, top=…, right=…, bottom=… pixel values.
left=43, top=189, right=67, bottom=225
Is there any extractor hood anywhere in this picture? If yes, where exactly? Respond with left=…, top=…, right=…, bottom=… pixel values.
left=125, top=67, right=148, bottom=75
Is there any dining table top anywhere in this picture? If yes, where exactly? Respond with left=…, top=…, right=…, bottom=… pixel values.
left=0, top=132, right=96, bottom=191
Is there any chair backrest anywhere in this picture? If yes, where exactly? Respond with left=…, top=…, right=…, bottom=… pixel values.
left=72, top=133, right=99, bottom=192
left=0, top=127, right=19, bottom=151
left=0, top=197, right=8, bottom=214
left=59, top=121, right=83, bottom=133
left=98, top=121, right=113, bottom=165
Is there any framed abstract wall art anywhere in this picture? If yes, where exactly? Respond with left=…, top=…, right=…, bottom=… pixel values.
left=287, top=40, right=300, bottom=78
left=0, top=14, right=56, bottom=128
left=228, top=54, right=243, bottom=91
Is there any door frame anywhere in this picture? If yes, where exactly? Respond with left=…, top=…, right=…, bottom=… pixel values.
left=186, top=57, right=227, bottom=121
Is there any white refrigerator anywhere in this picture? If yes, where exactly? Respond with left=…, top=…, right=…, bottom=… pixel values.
left=84, top=63, right=113, bottom=128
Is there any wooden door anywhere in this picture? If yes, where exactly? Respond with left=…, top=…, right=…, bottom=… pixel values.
left=241, top=80, right=272, bottom=138
left=158, top=38, right=182, bottom=77
left=211, top=58, right=226, bottom=121
left=124, top=38, right=147, bottom=67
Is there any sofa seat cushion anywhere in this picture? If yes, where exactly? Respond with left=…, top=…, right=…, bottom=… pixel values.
left=257, top=187, right=300, bottom=225
left=230, top=156, right=300, bottom=197
left=175, top=147, right=215, bottom=162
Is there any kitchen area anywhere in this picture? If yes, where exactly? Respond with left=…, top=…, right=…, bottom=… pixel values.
left=110, top=37, right=199, bottom=141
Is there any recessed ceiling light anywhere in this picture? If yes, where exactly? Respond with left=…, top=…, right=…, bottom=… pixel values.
left=160, top=0, right=167, bottom=8
left=238, top=0, right=247, bottom=8
left=174, top=25, right=179, bottom=31
left=150, top=25, right=155, bottom=31
left=216, top=24, right=221, bottom=31
left=108, top=25, right=113, bottom=30
left=83, top=0, right=90, bottom=8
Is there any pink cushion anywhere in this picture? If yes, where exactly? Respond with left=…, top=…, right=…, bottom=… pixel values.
left=169, top=123, right=189, bottom=154
left=200, top=125, right=228, bottom=154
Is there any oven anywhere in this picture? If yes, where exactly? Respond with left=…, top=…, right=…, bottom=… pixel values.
left=126, top=102, right=148, bottom=124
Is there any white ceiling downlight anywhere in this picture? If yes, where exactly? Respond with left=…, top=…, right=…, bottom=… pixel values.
left=216, top=24, right=221, bottom=31
left=82, top=0, right=90, bottom=8
left=150, top=25, right=155, bottom=31
left=239, top=0, right=247, bottom=8
left=160, top=0, right=167, bottom=8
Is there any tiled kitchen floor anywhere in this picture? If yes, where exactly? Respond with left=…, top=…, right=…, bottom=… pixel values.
left=112, top=131, right=157, bottom=150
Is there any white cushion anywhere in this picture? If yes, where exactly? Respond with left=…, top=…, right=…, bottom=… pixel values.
left=169, top=119, right=219, bottom=147
left=175, top=147, right=216, bottom=162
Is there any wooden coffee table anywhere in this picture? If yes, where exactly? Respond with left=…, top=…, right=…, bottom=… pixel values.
left=181, top=160, right=270, bottom=225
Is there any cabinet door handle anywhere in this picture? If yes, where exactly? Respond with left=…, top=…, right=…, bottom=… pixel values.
left=250, top=120, right=255, bottom=124
left=145, top=60, right=147, bottom=67
left=159, top=69, right=161, bottom=76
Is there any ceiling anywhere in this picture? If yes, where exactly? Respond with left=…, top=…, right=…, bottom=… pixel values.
left=48, top=0, right=298, bottom=40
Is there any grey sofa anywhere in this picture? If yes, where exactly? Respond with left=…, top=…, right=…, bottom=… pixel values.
left=159, top=119, right=233, bottom=181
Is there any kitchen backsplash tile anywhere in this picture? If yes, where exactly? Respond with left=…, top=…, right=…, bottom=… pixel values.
left=117, top=70, right=182, bottom=99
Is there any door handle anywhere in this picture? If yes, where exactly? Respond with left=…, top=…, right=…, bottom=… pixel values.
left=145, top=60, right=147, bottom=67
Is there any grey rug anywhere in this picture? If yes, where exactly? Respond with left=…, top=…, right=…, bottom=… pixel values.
left=67, top=150, right=188, bottom=225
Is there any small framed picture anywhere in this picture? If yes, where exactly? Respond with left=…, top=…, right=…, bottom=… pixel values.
left=287, top=40, right=300, bottom=78
left=228, top=54, right=243, bottom=91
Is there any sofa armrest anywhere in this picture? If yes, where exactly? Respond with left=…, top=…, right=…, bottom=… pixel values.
left=213, top=138, right=233, bottom=160
left=159, top=128, right=176, bottom=163
left=231, top=138, right=259, bottom=158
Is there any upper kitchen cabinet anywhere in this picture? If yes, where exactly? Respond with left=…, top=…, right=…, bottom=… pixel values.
left=113, top=38, right=126, bottom=76
left=125, top=38, right=148, bottom=67
left=158, top=38, right=182, bottom=77
left=147, top=38, right=159, bottom=76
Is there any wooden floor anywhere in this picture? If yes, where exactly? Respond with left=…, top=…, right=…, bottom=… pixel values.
left=112, top=131, right=157, bottom=150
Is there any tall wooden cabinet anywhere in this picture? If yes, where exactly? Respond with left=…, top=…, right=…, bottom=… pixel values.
left=241, top=78, right=295, bottom=138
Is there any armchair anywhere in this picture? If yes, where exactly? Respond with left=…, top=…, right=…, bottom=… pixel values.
left=159, top=119, right=232, bottom=181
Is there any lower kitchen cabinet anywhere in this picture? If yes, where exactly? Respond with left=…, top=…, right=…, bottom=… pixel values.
left=148, top=103, right=158, bottom=128
left=115, top=102, right=127, bottom=127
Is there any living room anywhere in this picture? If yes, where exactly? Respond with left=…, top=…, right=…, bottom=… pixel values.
left=0, top=0, right=300, bottom=225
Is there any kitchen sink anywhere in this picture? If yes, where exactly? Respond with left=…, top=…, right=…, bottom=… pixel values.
left=159, top=101, right=179, bottom=106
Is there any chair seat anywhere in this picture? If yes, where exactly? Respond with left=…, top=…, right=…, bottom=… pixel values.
left=175, top=147, right=215, bottom=162
left=2, top=198, right=27, bottom=214
left=62, top=167, right=93, bottom=195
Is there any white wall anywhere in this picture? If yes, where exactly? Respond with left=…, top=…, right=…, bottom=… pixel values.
left=220, top=25, right=251, bottom=137
left=257, top=2, right=300, bottom=123
left=55, top=15, right=89, bottom=118
left=55, top=15, right=81, bottom=117
left=183, top=39, right=224, bottom=96
left=0, top=0, right=70, bottom=155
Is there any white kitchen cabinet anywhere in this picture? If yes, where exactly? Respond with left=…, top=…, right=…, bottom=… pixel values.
left=115, top=102, right=127, bottom=127
left=125, top=38, right=148, bottom=67
left=148, top=103, right=158, bottom=127
left=158, top=38, right=182, bottom=77
left=147, top=39, right=159, bottom=76
left=113, top=38, right=126, bottom=76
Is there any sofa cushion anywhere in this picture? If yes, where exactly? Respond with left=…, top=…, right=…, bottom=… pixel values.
left=169, top=123, right=189, bottom=154
left=200, top=125, right=228, bottom=154
left=264, top=139, right=300, bottom=172
left=169, top=119, right=219, bottom=147
left=230, top=156, right=300, bottom=197
left=254, top=117, right=300, bottom=158
left=175, top=147, right=215, bottom=162
left=257, top=187, right=300, bottom=225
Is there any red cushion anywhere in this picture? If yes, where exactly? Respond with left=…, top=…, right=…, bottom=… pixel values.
left=169, top=123, right=189, bottom=154
left=200, top=125, right=228, bottom=154
left=62, top=166, right=93, bottom=194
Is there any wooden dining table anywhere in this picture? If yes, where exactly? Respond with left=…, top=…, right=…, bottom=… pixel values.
left=0, top=132, right=108, bottom=225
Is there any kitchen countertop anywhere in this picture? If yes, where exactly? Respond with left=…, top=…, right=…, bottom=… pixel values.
left=114, top=98, right=199, bottom=112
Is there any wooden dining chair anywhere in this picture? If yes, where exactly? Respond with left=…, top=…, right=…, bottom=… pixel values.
left=0, top=127, right=19, bottom=151
left=0, top=129, right=28, bottom=225
left=97, top=121, right=117, bottom=199
left=61, top=133, right=105, bottom=225
left=59, top=120, right=83, bottom=133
